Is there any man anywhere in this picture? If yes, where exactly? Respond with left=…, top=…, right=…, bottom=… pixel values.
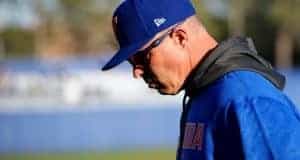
left=102, top=0, right=300, bottom=159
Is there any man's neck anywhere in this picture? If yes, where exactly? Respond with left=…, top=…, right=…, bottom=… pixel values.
left=190, top=33, right=218, bottom=71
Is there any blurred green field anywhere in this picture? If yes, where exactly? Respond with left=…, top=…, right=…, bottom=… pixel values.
left=0, top=149, right=175, bottom=160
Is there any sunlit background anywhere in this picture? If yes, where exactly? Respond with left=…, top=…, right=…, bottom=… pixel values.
left=0, top=0, right=299, bottom=160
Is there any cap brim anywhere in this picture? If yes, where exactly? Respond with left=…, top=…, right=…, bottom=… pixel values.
left=101, top=38, right=152, bottom=71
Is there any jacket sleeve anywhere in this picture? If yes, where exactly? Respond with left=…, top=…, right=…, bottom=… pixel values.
left=225, top=97, right=300, bottom=160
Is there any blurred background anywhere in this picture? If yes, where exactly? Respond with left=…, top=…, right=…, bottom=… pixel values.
left=0, top=0, right=299, bottom=159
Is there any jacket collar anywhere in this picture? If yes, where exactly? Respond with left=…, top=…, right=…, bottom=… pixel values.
left=183, top=37, right=285, bottom=97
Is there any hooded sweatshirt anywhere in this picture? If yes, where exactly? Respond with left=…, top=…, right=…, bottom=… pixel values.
left=176, top=37, right=300, bottom=160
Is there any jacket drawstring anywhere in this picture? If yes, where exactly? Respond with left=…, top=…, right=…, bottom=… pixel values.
left=176, top=92, right=189, bottom=160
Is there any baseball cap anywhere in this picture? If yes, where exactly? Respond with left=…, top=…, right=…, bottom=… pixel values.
left=101, top=0, right=196, bottom=71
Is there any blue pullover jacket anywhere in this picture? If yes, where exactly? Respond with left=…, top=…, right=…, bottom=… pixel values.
left=177, top=37, right=300, bottom=160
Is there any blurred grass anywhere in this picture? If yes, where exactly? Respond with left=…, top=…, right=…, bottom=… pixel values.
left=0, top=148, right=175, bottom=160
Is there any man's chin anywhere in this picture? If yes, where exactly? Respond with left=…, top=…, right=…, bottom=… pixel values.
left=157, top=88, right=179, bottom=95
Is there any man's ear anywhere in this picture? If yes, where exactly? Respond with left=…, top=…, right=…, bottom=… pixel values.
left=171, top=29, right=188, bottom=48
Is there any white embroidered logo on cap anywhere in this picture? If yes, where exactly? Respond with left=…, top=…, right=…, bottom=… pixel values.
left=154, top=18, right=166, bottom=27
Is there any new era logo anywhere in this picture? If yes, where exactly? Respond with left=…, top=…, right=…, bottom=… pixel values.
left=182, top=122, right=204, bottom=151
left=154, top=18, right=166, bottom=27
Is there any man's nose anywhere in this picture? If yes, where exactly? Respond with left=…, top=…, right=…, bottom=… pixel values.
left=132, top=65, right=144, bottom=79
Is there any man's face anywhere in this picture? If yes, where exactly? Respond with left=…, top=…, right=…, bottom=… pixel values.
left=128, top=27, right=189, bottom=95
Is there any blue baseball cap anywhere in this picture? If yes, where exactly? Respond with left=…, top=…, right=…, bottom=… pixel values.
left=101, top=0, right=196, bottom=71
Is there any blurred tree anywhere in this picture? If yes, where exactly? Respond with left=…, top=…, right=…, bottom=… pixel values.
left=227, top=0, right=253, bottom=36
left=32, top=0, right=120, bottom=59
left=269, top=0, right=300, bottom=68
left=0, top=0, right=36, bottom=59
left=0, top=38, right=5, bottom=60
left=0, top=28, right=35, bottom=58
left=191, top=0, right=228, bottom=41
left=245, top=0, right=277, bottom=64
left=194, top=0, right=277, bottom=65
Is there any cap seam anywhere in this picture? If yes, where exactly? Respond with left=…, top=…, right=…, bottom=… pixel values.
left=132, top=0, right=152, bottom=37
